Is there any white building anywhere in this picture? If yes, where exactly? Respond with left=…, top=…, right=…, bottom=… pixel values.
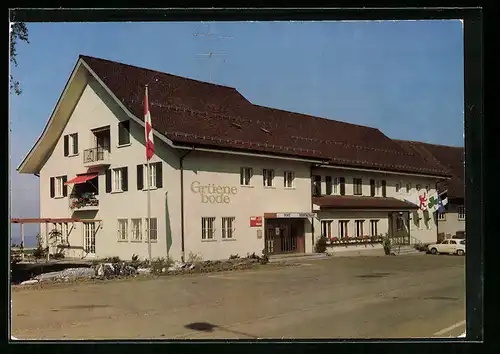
left=16, top=55, right=452, bottom=261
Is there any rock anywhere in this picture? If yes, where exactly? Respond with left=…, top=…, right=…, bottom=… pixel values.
left=20, top=279, right=39, bottom=285
left=137, top=268, right=151, bottom=275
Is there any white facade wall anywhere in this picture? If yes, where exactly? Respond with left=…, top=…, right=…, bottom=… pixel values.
left=39, top=78, right=182, bottom=260
left=311, top=168, right=440, bottom=244
left=183, top=151, right=313, bottom=260
left=438, top=202, right=466, bottom=237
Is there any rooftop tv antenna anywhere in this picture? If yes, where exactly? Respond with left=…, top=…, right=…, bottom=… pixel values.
left=193, top=23, right=233, bottom=83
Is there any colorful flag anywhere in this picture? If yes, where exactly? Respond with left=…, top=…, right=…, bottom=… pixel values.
left=418, top=192, right=428, bottom=211
left=438, top=196, right=448, bottom=213
left=144, top=87, right=155, bottom=160
left=428, top=193, right=440, bottom=213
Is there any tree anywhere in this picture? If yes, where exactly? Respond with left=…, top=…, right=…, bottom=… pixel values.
left=10, top=22, right=29, bottom=95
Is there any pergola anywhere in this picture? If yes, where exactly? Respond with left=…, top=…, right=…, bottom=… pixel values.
left=10, top=218, right=102, bottom=261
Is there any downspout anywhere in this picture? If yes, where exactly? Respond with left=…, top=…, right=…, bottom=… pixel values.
left=180, top=148, right=194, bottom=262
left=310, top=163, right=315, bottom=251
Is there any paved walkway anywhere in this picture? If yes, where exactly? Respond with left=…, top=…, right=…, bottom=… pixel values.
left=11, top=255, right=465, bottom=340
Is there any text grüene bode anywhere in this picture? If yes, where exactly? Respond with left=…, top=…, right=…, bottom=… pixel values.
left=191, top=181, right=237, bottom=203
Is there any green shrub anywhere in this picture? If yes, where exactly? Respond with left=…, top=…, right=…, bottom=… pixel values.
left=315, top=236, right=328, bottom=253
left=260, top=248, right=269, bottom=265
left=187, top=251, right=203, bottom=263
left=150, top=257, right=174, bottom=274
left=383, top=236, right=392, bottom=255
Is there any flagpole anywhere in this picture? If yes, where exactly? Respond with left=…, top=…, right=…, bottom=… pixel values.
left=146, top=85, right=152, bottom=263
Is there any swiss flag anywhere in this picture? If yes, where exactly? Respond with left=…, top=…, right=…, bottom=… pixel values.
left=144, top=86, right=155, bottom=160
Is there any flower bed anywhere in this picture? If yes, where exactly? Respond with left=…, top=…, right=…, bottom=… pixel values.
left=326, top=235, right=384, bottom=247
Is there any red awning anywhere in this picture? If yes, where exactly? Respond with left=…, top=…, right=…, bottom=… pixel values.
left=65, top=173, right=98, bottom=185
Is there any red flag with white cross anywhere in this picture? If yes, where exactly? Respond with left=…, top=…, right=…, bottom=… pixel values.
left=144, top=86, right=155, bottom=160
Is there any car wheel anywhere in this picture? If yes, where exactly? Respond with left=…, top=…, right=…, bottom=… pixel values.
left=457, top=249, right=465, bottom=256
left=430, top=248, right=438, bottom=255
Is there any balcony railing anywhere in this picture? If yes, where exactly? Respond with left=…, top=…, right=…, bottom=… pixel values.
left=69, top=193, right=99, bottom=210
left=83, top=146, right=109, bottom=164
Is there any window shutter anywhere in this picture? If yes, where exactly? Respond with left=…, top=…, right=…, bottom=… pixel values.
left=62, top=176, right=68, bottom=197
left=63, top=135, right=69, bottom=156
left=339, top=177, right=345, bottom=196
left=370, top=179, right=375, bottom=197
left=122, top=167, right=128, bottom=191
left=382, top=180, right=387, bottom=197
left=105, top=169, right=112, bottom=193
left=50, top=177, right=55, bottom=198
left=73, top=134, right=78, bottom=154
left=119, top=121, right=130, bottom=145
left=137, top=165, right=144, bottom=190
left=156, top=162, right=163, bottom=188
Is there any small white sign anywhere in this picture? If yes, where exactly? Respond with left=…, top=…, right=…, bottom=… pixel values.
left=275, top=227, right=280, bottom=236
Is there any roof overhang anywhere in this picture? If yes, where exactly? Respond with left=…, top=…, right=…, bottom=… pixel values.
left=312, top=196, right=419, bottom=211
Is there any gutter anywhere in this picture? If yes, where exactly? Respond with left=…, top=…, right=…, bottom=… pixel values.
left=179, top=148, right=194, bottom=262
left=310, top=163, right=316, bottom=250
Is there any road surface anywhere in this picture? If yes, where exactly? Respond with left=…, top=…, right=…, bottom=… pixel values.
left=11, top=254, right=465, bottom=340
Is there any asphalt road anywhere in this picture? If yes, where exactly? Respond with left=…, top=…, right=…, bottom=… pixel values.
left=11, top=254, right=465, bottom=340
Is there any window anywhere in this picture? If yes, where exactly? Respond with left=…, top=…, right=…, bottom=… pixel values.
left=370, top=220, right=379, bottom=237
left=263, top=169, right=275, bottom=187
left=449, top=240, right=457, bottom=245
left=137, top=163, right=162, bottom=190
left=355, top=220, right=364, bottom=237
left=396, top=182, right=401, bottom=193
left=118, top=120, right=130, bottom=146
left=63, top=133, right=79, bottom=156
left=396, top=217, right=405, bottom=231
left=131, top=218, right=142, bottom=241
left=353, top=178, right=362, bottom=195
left=460, top=240, right=465, bottom=245
left=222, top=217, right=235, bottom=239
left=406, top=183, right=411, bottom=193
left=370, top=179, right=381, bottom=197
left=381, top=180, right=387, bottom=197
left=106, top=167, right=128, bottom=193
left=458, top=205, right=466, bottom=220
left=202, top=217, right=216, bottom=240
left=50, top=176, right=67, bottom=198
left=146, top=217, right=158, bottom=241
left=240, top=167, right=253, bottom=186
left=321, top=220, right=333, bottom=238
left=441, top=240, right=449, bottom=245
left=339, top=177, right=346, bottom=196
left=416, top=184, right=422, bottom=192
left=312, top=175, right=321, bottom=196
left=438, top=212, right=446, bottom=220
left=52, top=222, right=69, bottom=244
left=425, top=185, right=430, bottom=193
left=333, top=177, right=340, bottom=195
left=118, top=219, right=128, bottom=241
left=284, top=171, right=294, bottom=188
left=325, top=176, right=333, bottom=195
left=338, top=221, right=349, bottom=239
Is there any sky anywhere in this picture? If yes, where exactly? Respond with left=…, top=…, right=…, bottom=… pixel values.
left=9, top=20, right=464, bottom=246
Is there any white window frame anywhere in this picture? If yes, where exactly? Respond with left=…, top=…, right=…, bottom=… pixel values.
left=458, top=205, right=466, bottom=220
left=143, top=163, right=157, bottom=189
left=69, top=133, right=78, bottom=155
left=395, top=182, right=402, bottom=193
left=333, top=177, right=340, bottom=195
left=54, top=176, right=65, bottom=198
left=284, top=171, right=295, bottom=188
left=374, top=180, right=381, bottom=197
left=112, top=168, right=123, bottom=192
left=131, top=218, right=142, bottom=241
left=117, top=218, right=128, bottom=242
left=370, top=220, right=379, bottom=237
left=263, top=169, right=275, bottom=187
left=146, top=217, right=158, bottom=242
left=202, top=217, right=216, bottom=240
left=338, top=220, right=349, bottom=239
left=222, top=217, right=235, bottom=239
left=321, top=220, right=333, bottom=238
left=240, top=167, right=253, bottom=186
left=355, top=220, right=365, bottom=237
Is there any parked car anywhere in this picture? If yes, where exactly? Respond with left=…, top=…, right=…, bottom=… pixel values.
left=428, top=239, right=465, bottom=256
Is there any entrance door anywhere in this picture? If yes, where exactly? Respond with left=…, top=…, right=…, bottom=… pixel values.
left=83, top=222, right=96, bottom=256
left=265, top=219, right=303, bottom=255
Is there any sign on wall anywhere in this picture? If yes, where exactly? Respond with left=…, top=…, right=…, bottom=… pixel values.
left=190, top=181, right=238, bottom=204
left=250, top=216, right=263, bottom=227
left=275, top=212, right=315, bottom=218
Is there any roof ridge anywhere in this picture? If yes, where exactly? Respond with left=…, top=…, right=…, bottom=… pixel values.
left=79, top=54, right=239, bottom=91
left=394, top=139, right=464, bottom=149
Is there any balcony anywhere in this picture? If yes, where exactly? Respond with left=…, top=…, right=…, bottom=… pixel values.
left=83, top=146, right=110, bottom=168
left=69, top=192, right=99, bottom=211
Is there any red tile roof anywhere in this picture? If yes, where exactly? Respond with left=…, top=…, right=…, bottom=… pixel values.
left=312, top=195, right=419, bottom=210
left=81, top=55, right=451, bottom=177
left=394, top=140, right=464, bottom=199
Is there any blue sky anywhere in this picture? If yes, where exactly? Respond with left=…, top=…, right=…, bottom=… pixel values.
left=9, top=20, right=464, bottom=245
